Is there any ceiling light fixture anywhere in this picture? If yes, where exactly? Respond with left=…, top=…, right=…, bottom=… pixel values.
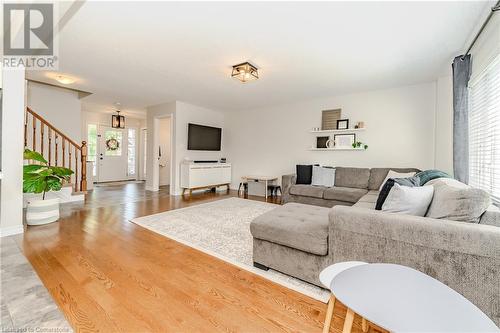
left=111, top=103, right=125, bottom=129
left=55, top=75, right=76, bottom=85
left=231, top=62, right=259, bottom=83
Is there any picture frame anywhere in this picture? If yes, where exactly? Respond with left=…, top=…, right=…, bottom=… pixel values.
left=336, top=119, right=349, bottom=130
left=334, top=134, right=355, bottom=148
left=316, top=136, right=330, bottom=149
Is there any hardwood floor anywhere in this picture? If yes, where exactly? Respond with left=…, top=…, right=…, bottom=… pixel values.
left=16, top=183, right=380, bottom=333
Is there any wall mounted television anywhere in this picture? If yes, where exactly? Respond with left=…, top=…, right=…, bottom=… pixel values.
left=187, top=123, right=222, bottom=151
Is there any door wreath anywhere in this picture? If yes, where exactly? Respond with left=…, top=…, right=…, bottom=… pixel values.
left=106, top=138, right=120, bottom=151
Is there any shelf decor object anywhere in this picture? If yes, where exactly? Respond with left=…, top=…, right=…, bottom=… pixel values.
left=231, top=62, right=259, bottom=83
left=322, top=109, right=341, bottom=130
left=317, top=136, right=330, bottom=148
left=337, top=119, right=349, bottom=130
left=334, top=133, right=356, bottom=148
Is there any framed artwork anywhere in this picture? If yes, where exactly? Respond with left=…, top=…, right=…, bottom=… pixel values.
left=321, top=109, right=341, bottom=130
left=336, top=119, right=349, bottom=130
left=334, top=134, right=356, bottom=148
left=316, top=136, right=329, bottom=149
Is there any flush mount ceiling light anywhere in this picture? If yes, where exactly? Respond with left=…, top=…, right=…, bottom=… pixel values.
left=55, top=75, right=76, bottom=85
left=231, top=62, right=259, bottom=83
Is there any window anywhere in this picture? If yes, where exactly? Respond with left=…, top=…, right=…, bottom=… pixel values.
left=128, top=128, right=136, bottom=177
left=469, top=54, right=500, bottom=205
left=87, top=124, right=97, bottom=176
left=142, top=129, right=147, bottom=178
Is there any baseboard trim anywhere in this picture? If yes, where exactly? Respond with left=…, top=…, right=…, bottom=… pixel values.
left=0, top=225, right=24, bottom=237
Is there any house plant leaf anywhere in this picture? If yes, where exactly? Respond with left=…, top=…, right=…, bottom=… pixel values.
left=23, top=149, right=48, bottom=165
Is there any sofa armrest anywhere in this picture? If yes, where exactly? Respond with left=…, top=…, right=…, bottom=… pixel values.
left=328, top=206, right=500, bottom=325
left=282, top=174, right=296, bottom=195
left=328, top=206, right=500, bottom=259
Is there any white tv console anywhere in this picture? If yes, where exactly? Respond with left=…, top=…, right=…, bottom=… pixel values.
left=180, top=162, right=231, bottom=196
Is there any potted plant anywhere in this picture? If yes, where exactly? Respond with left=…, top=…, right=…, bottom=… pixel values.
left=352, top=141, right=369, bottom=150
left=23, top=149, right=74, bottom=225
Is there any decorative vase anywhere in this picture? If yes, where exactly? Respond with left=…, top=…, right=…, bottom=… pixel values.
left=326, top=139, right=335, bottom=148
left=26, top=198, right=60, bottom=226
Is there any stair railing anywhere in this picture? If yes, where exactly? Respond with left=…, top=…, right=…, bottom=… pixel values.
left=25, top=107, right=87, bottom=192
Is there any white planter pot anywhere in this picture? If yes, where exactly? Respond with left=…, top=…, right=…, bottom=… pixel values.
left=26, top=198, right=60, bottom=226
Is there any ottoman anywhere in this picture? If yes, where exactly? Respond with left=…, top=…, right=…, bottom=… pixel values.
left=250, top=202, right=331, bottom=286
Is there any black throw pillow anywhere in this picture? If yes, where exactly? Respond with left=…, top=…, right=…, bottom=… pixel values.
left=296, top=165, right=313, bottom=184
left=375, top=176, right=421, bottom=210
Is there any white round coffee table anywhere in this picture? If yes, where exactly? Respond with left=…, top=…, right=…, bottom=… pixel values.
left=331, top=263, right=499, bottom=332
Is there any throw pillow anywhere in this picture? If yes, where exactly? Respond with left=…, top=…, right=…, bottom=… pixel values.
left=425, top=179, right=491, bottom=223
left=382, top=183, right=434, bottom=216
left=379, top=170, right=416, bottom=191
left=296, top=165, right=313, bottom=184
left=375, top=176, right=420, bottom=210
left=311, top=166, right=335, bottom=187
left=414, top=169, right=452, bottom=185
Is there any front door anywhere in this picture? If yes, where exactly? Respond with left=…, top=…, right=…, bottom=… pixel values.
left=98, top=126, right=128, bottom=182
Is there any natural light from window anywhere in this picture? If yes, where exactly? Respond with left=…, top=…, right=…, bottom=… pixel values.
left=469, top=54, right=500, bottom=206
left=87, top=124, right=97, bottom=177
left=128, top=128, right=136, bottom=177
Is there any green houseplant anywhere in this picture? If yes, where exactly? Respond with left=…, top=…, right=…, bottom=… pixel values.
left=23, top=149, right=73, bottom=225
left=352, top=141, right=369, bottom=150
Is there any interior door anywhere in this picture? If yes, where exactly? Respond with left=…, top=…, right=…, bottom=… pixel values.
left=98, top=126, right=128, bottom=182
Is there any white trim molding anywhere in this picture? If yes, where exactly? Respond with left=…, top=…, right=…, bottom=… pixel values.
left=0, top=225, right=25, bottom=237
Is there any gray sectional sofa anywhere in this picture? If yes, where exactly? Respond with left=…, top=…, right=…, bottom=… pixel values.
left=281, top=167, right=420, bottom=207
left=250, top=167, right=500, bottom=325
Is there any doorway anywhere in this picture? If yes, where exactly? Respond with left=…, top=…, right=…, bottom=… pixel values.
left=158, top=118, right=171, bottom=187
left=97, top=125, right=128, bottom=182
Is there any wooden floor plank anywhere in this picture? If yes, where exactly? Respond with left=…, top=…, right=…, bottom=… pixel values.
left=17, top=184, right=384, bottom=333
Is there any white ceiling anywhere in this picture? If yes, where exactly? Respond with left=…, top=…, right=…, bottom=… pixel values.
left=28, top=1, right=490, bottom=113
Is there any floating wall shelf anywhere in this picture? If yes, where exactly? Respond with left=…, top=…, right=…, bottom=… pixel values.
left=308, top=147, right=366, bottom=151
left=309, top=128, right=366, bottom=134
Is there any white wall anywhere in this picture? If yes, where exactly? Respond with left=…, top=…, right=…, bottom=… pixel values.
left=1, top=68, right=26, bottom=237
left=146, top=101, right=226, bottom=195
left=224, top=82, right=437, bottom=189
left=435, top=75, right=453, bottom=175
left=27, top=82, right=82, bottom=142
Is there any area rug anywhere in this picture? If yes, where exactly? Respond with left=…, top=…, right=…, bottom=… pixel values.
left=131, top=197, right=329, bottom=302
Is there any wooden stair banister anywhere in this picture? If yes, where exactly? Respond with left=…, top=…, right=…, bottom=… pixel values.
left=25, top=107, right=87, bottom=193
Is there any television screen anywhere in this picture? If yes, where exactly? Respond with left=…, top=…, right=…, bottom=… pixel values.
left=187, top=123, right=222, bottom=151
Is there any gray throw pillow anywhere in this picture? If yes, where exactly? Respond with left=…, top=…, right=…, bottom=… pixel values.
left=425, top=179, right=491, bottom=223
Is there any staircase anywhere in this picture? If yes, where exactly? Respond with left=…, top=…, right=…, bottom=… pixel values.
left=24, top=107, right=88, bottom=201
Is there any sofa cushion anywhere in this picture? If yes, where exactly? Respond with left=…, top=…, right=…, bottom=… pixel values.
left=480, top=205, right=500, bottom=227
left=353, top=190, right=379, bottom=209
left=296, top=165, right=313, bottom=184
left=335, top=167, right=370, bottom=189
left=311, top=166, right=335, bottom=187
left=375, top=176, right=421, bottom=210
left=250, top=203, right=330, bottom=255
left=381, top=183, right=434, bottom=216
left=414, top=169, right=452, bottom=185
left=323, top=186, right=368, bottom=203
left=368, top=168, right=421, bottom=190
left=289, top=185, right=325, bottom=199
left=425, top=178, right=491, bottom=223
